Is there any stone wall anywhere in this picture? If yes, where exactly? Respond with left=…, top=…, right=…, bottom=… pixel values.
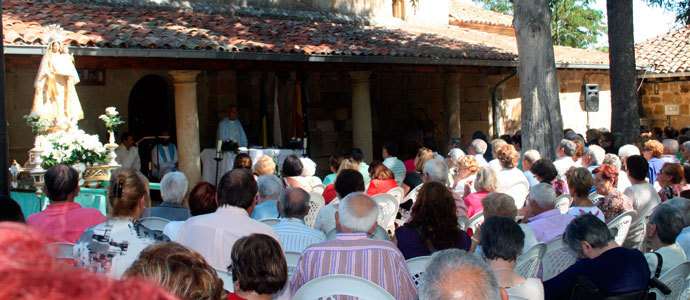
left=639, top=79, right=690, bottom=129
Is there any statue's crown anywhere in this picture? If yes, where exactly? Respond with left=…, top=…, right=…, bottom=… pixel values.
left=43, top=24, right=66, bottom=44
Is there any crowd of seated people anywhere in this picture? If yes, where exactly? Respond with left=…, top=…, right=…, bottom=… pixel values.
left=4, top=127, right=690, bottom=300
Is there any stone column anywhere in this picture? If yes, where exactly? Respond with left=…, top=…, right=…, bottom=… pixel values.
left=169, top=70, right=202, bottom=186
left=445, top=73, right=462, bottom=147
left=349, top=71, right=373, bottom=162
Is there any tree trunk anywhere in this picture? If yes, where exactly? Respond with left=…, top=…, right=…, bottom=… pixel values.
left=514, top=0, right=564, bottom=162
left=607, top=0, right=639, bottom=144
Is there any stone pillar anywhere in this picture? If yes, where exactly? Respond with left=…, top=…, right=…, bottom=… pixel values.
left=445, top=73, right=462, bottom=147
left=350, top=71, right=374, bottom=162
left=169, top=70, right=202, bottom=186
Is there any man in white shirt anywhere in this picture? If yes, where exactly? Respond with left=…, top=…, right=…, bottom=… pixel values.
left=115, top=132, right=140, bottom=171
left=681, top=141, right=690, bottom=162
left=176, top=168, right=280, bottom=270
left=467, top=139, right=489, bottom=167
left=553, top=139, right=577, bottom=179
left=382, top=141, right=406, bottom=185
left=151, top=131, right=177, bottom=180
left=664, top=197, right=690, bottom=259
left=216, top=105, right=248, bottom=147
left=273, top=188, right=326, bottom=252
left=644, top=204, right=687, bottom=277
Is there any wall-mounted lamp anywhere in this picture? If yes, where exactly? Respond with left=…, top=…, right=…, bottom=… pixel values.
left=654, top=83, right=659, bottom=95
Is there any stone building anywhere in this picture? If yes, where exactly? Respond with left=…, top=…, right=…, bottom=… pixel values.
left=636, top=25, right=690, bottom=129
left=3, top=0, right=611, bottom=182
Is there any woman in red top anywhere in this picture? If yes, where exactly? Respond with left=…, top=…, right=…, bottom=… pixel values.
left=366, top=161, right=399, bottom=196
left=463, top=167, right=498, bottom=218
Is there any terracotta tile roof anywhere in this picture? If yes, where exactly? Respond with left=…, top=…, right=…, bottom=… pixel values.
left=2, top=0, right=608, bottom=66
left=448, top=0, right=513, bottom=28
left=635, top=25, right=690, bottom=74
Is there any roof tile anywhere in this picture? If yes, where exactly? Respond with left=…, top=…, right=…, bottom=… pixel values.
left=636, top=25, right=690, bottom=73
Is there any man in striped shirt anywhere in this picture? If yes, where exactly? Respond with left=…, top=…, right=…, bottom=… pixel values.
left=290, top=193, right=418, bottom=299
left=382, top=141, right=406, bottom=185
left=273, top=188, right=326, bottom=253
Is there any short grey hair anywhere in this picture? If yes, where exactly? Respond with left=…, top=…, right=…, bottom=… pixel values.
left=279, top=188, right=310, bottom=219
left=424, top=158, right=449, bottom=183
left=300, top=157, right=317, bottom=177
left=664, top=197, right=690, bottom=227
left=470, top=139, right=488, bottom=155
left=564, top=214, right=614, bottom=256
left=523, top=149, right=541, bottom=164
left=474, top=167, right=498, bottom=192
left=447, top=148, right=465, bottom=163
left=160, top=172, right=188, bottom=204
left=663, top=139, right=680, bottom=154
left=559, top=139, right=576, bottom=157
left=602, top=154, right=622, bottom=170
left=650, top=204, right=685, bottom=245
left=419, top=249, right=500, bottom=300
left=338, top=192, right=379, bottom=233
left=584, top=145, right=606, bottom=166
left=529, top=183, right=556, bottom=209
left=618, top=144, right=640, bottom=161
left=682, top=141, right=690, bottom=153
left=257, top=174, right=283, bottom=200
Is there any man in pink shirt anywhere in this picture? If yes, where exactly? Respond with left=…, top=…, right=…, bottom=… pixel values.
left=524, top=182, right=575, bottom=243
left=27, top=164, right=106, bottom=243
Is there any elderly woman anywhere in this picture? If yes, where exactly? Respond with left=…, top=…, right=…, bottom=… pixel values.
left=463, top=167, right=498, bottom=218
left=572, top=139, right=585, bottom=166
left=657, top=163, right=689, bottom=201
left=603, top=153, right=632, bottom=191
left=366, top=161, right=398, bottom=196
left=593, top=164, right=634, bottom=223
left=74, top=168, right=170, bottom=279
left=228, top=234, right=288, bottom=300
left=480, top=216, right=544, bottom=300
left=644, top=139, right=666, bottom=184
left=322, top=154, right=343, bottom=186
left=530, top=159, right=568, bottom=196
left=645, top=204, right=686, bottom=277
left=495, top=144, right=530, bottom=208
left=321, top=159, right=360, bottom=204
left=299, top=157, right=323, bottom=189
left=281, top=154, right=311, bottom=192
left=544, top=214, right=650, bottom=299
left=232, top=153, right=252, bottom=170
left=452, top=155, right=479, bottom=194
left=124, top=242, right=224, bottom=300
left=472, top=193, right=538, bottom=254
left=163, top=182, right=218, bottom=240
left=565, top=167, right=605, bottom=222
left=395, top=181, right=471, bottom=259
left=402, top=148, right=435, bottom=196
left=252, top=155, right=276, bottom=177
left=143, top=171, right=190, bottom=221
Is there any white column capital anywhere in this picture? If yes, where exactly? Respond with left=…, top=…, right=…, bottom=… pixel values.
left=169, top=70, right=201, bottom=84
left=349, top=71, right=372, bottom=84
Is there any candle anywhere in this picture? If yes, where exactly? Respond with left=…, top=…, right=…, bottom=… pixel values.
left=216, top=140, right=223, bottom=153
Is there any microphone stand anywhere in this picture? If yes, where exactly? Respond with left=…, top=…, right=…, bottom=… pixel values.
left=214, top=140, right=223, bottom=186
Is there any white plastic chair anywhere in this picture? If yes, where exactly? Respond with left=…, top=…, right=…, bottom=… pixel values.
left=468, top=211, right=484, bottom=236
left=515, top=243, right=546, bottom=278
left=306, top=192, right=326, bottom=228
left=502, top=180, right=530, bottom=209
left=292, top=274, right=396, bottom=300
left=140, top=217, right=170, bottom=232
left=259, top=218, right=281, bottom=226
left=457, top=215, right=470, bottom=231
left=47, top=242, right=74, bottom=259
left=386, top=187, right=404, bottom=204
left=312, top=184, right=326, bottom=194
left=606, top=210, right=636, bottom=246
left=554, top=194, right=572, bottom=214
left=372, top=193, right=399, bottom=231
left=214, top=267, right=234, bottom=293
left=650, top=262, right=690, bottom=300
left=542, top=237, right=577, bottom=281
left=406, top=256, right=431, bottom=288
left=285, top=251, right=301, bottom=282
left=588, top=192, right=603, bottom=204
left=402, top=184, right=422, bottom=205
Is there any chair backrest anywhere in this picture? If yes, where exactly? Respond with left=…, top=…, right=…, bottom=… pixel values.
left=284, top=251, right=301, bottom=282
left=406, top=256, right=431, bottom=288
left=606, top=210, right=636, bottom=246
left=651, top=262, right=690, bottom=300
left=457, top=215, right=470, bottom=231
left=515, top=243, right=546, bottom=279
left=502, top=181, right=530, bottom=209
left=214, top=268, right=234, bottom=293
left=312, top=184, right=326, bottom=194
left=386, top=187, right=404, bottom=204
left=554, top=194, right=572, bottom=214
left=588, top=192, right=603, bottom=204
left=468, top=211, right=484, bottom=236
left=403, top=184, right=423, bottom=204
left=139, top=217, right=170, bottom=232
left=306, top=192, right=326, bottom=228
left=542, top=237, right=577, bottom=281
left=47, top=242, right=74, bottom=259
left=292, top=274, right=396, bottom=300
left=259, top=218, right=281, bottom=226
left=372, top=193, right=399, bottom=230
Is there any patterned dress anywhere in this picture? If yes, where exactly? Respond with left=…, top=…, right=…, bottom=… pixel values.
left=595, top=189, right=635, bottom=223
left=658, top=184, right=690, bottom=202
left=73, top=217, right=169, bottom=279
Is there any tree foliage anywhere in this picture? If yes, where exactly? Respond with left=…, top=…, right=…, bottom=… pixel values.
left=646, top=0, right=690, bottom=24
left=472, top=0, right=606, bottom=49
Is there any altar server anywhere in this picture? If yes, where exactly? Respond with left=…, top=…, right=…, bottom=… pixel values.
left=115, top=132, right=140, bottom=171
left=151, top=131, right=178, bottom=180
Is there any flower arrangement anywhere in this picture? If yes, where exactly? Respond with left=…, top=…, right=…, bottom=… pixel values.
left=99, top=107, right=124, bottom=133
left=23, top=112, right=51, bottom=135
left=221, top=139, right=239, bottom=154
left=37, top=128, right=108, bottom=168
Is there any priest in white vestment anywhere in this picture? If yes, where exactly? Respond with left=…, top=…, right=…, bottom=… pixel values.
left=216, top=105, right=248, bottom=147
left=151, top=132, right=178, bottom=180
left=115, top=133, right=140, bottom=171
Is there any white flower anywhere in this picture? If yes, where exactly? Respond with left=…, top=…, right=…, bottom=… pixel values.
left=105, top=107, right=118, bottom=116
left=99, top=114, right=108, bottom=122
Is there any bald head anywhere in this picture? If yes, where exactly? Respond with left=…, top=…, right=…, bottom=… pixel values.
left=279, top=188, right=310, bottom=219
left=337, top=192, right=379, bottom=233
left=419, top=249, right=500, bottom=300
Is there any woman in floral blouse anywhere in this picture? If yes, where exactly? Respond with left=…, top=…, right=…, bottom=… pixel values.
left=656, top=163, right=689, bottom=202
left=593, top=164, right=634, bottom=223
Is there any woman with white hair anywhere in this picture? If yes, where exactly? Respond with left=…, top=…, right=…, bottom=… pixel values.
left=463, top=167, right=498, bottom=218
left=299, top=157, right=323, bottom=189
left=143, top=171, right=190, bottom=221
